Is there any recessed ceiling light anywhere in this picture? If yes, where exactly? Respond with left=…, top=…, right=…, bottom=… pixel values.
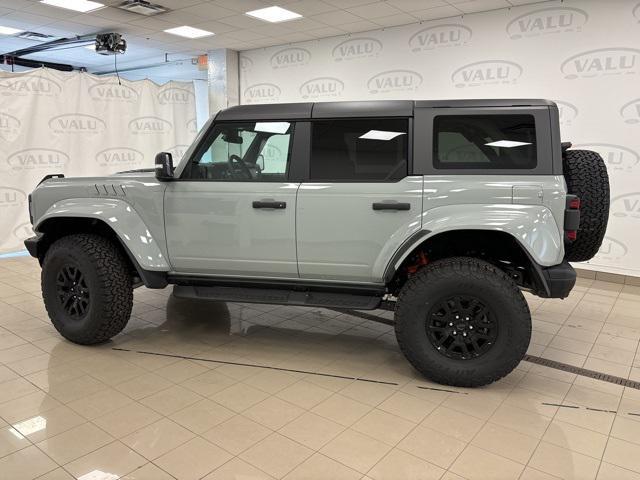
left=41, top=0, right=105, bottom=13
left=0, top=26, right=24, bottom=35
left=245, top=6, right=302, bottom=23
left=485, top=140, right=532, bottom=148
left=164, top=26, right=214, bottom=38
left=359, top=130, right=406, bottom=141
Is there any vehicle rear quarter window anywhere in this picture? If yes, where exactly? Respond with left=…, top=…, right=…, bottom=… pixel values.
left=310, top=119, right=408, bottom=181
left=433, top=115, right=537, bottom=170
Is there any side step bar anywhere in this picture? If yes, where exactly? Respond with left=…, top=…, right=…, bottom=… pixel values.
left=173, top=285, right=382, bottom=310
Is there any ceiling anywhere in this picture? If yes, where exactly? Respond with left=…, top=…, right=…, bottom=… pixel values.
left=0, top=0, right=552, bottom=73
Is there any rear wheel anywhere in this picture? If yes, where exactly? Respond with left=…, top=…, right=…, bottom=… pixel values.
left=394, top=257, right=531, bottom=387
left=42, top=234, right=133, bottom=345
left=563, top=149, right=610, bottom=262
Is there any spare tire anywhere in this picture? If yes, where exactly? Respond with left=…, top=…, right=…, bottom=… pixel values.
left=563, top=149, right=610, bottom=262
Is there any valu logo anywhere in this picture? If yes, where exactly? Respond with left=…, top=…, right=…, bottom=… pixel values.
left=12, top=222, right=33, bottom=242
left=506, top=7, right=588, bottom=40
left=243, top=83, right=281, bottom=103
left=7, top=149, right=69, bottom=171
left=129, top=116, right=172, bottom=134
left=0, top=75, right=62, bottom=97
left=49, top=114, right=106, bottom=134
left=166, top=144, right=190, bottom=161
left=555, top=100, right=578, bottom=126
left=240, top=56, right=254, bottom=71
left=158, top=86, right=194, bottom=105
left=88, top=82, right=139, bottom=102
left=561, top=48, right=640, bottom=79
left=409, top=24, right=472, bottom=52
left=187, top=118, right=198, bottom=135
left=620, top=98, right=640, bottom=124
left=299, top=77, right=344, bottom=100
left=95, top=147, right=144, bottom=168
left=572, top=143, right=640, bottom=173
left=452, top=60, right=522, bottom=88
left=595, top=236, right=628, bottom=263
left=611, top=192, right=640, bottom=220
left=332, top=37, right=382, bottom=62
left=270, top=47, right=311, bottom=69
left=634, top=2, right=640, bottom=22
left=0, top=112, right=21, bottom=141
left=0, top=186, right=27, bottom=207
left=367, top=70, right=422, bottom=94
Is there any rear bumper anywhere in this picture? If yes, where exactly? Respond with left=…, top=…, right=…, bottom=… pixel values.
left=539, top=261, right=576, bottom=299
left=24, top=234, right=43, bottom=258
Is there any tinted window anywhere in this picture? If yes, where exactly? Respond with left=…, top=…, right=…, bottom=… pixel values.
left=434, top=115, right=537, bottom=169
left=310, top=119, right=408, bottom=181
left=185, top=121, right=291, bottom=181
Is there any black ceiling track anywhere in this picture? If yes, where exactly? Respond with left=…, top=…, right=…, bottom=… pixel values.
left=1, top=34, right=96, bottom=72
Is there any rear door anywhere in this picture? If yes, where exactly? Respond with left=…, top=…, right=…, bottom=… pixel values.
left=164, top=120, right=300, bottom=277
left=296, top=118, right=423, bottom=283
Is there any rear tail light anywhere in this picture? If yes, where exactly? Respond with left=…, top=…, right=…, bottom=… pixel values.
left=568, top=197, right=580, bottom=210
left=564, top=195, right=580, bottom=243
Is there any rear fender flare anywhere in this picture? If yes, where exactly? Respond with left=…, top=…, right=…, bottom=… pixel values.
left=380, top=204, right=564, bottom=281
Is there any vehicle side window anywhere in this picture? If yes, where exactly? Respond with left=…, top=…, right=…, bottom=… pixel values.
left=310, top=119, right=408, bottom=181
left=433, top=115, right=537, bottom=170
left=184, top=121, right=292, bottom=181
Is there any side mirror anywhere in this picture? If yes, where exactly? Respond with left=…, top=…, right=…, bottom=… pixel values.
left=256, top=154, right=265, bottom=171
left=155, top=152, right=174, bottom=181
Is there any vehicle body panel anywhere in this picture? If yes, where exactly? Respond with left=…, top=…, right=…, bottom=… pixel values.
left=296, top=176, right=423, bottom=282
left=164, top=181, right=299, bottom=276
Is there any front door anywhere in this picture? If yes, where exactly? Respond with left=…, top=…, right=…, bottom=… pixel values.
left=165, top=120, right=299, bottom=277
left=296, top=117, right=423, bottom=283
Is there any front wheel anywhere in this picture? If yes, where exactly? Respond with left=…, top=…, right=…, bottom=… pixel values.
left=394, top=257, right=531, bottom=387
left=42, top=234, right=133, bottom=345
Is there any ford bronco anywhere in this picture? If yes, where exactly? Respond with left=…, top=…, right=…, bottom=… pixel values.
left=25, top=99, right=609, bottom=386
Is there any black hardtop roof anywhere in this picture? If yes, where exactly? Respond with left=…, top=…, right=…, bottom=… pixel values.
left=215, top=99, right=556, bottom=121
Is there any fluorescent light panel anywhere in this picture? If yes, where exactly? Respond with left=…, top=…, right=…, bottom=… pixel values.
left=164, top=26, right=214, bottom=38
left=359, top=130, right=406, bottom=141
left=485, top=140, right=532, bottom=148
left=0, top=26, right=24, bottom=35
left=246, top=6, right=302, bottom=23
left=41, top=0, right=105, bottom=13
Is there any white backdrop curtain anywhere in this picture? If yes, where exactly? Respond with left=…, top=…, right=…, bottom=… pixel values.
left=0, top=68, right=197, bottom=254
left=239, top=0, right=640, bottom=277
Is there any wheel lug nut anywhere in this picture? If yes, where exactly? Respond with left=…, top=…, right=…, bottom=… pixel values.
left=449, top=322, right=453, bottom=326
left=469, top=325, right=473, bottom=330
left=463, top=332, right=467, bottom=337
left=453, top=330, right=457, bottom=335
left=465, top=317, right=470, bottom=321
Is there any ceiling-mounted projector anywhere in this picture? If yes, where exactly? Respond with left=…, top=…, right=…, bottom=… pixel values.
left=95, top=33, right=126, bottom=55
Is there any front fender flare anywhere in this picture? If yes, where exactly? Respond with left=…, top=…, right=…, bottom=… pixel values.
left=381, top=204, right=564, bottom=281
left=35, top=198, right=169, bottom=271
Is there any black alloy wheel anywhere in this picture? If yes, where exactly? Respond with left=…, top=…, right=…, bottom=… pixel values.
left=425, top=295, right=498, bottom=360
left=55, top=264, right=90, bottom=318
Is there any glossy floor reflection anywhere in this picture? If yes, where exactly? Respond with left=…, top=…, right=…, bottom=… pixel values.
left=1, top=257, right=640, bottom=479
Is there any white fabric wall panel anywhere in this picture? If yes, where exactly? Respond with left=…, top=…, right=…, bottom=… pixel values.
left=0, top=68, right=196, bottom=254
left=240, top=0, right=640, bottom=277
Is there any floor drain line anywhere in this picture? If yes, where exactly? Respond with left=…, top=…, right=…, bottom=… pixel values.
left=523, top=354, right=640, bottom=390
left=541, top=403, right=640, bottom=416
left=112, top=347, right=399, bottom=386
left=416, top=385, right=468, bottom=395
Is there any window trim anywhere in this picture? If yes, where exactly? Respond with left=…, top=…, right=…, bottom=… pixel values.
left=304, top=116, right=413, bottom=183
left=414, top=106, right=553, bottom=175
left=177, top=120, right=296, bottom=182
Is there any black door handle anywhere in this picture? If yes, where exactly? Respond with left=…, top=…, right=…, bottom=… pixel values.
left=372, top=202, right=411, bottom=211
left=253, top=200, right=286, bottom=209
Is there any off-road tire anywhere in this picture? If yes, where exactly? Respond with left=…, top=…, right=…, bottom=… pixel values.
left=563, top=149, right=609, bottom=262
left=42, top=234, right=133, bottom=345
left=394, top=257, right=531, bottom=387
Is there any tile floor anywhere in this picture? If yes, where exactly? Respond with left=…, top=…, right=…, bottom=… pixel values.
left=2, top=257, right=640, bottom=479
